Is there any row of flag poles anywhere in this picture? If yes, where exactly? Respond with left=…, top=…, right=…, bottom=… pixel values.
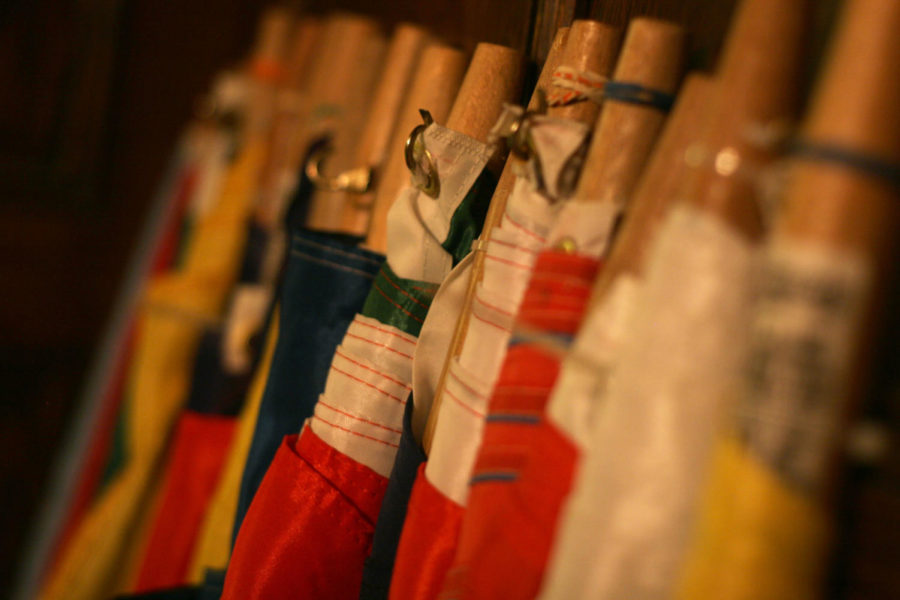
left=20, top=0, right=899, bottom=598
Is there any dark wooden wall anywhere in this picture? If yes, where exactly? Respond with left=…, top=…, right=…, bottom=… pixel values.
left=303, top=0, right=740, bottom=70
left=2, top=0, right=896, bottom=597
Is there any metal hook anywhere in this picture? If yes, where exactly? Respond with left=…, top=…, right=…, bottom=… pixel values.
left=404, top=109, right=440, bottom=198
left=489, top=90, right=549, bottom=161
left=305, top=141, right=372, bottom=194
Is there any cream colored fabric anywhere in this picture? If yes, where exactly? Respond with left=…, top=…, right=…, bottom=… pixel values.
left=310, top=316, right=417, bottom=477
left=539, top=206, right=756, bottom=600
left=545, top=275, right=641, bottom=450
left=385, top=123, right=492, bottom=284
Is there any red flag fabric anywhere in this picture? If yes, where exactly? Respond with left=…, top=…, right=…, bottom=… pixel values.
left=221, top=428, right=388, bottom=600
left=133, top=411, right=236, bottom=592
left=440, top=251, right=599, bottom=600
left=389, top=465, right=465, bottom=600
left=47, top=163, right=198, bottom=576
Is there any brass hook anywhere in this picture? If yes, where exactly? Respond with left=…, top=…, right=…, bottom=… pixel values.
left=305, top=141, right=372, bottom=194
left=404, top=109, right=440, bottom=198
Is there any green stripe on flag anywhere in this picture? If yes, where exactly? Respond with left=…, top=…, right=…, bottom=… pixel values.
left=362, top=262, right=437, bottom=337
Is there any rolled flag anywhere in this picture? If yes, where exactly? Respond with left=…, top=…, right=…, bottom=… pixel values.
left=540, top=0, right=813, bottom=597
left=678, top=0, right=900, bottom=598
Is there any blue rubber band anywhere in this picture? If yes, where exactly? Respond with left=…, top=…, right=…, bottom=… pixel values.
left=789, top=138, right=900, bottom=188
left=603, top=80, right=675, bottom=112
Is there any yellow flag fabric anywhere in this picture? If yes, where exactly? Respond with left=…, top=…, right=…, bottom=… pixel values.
left=39, top=138, right=267, bottom=600
left=676, top=434, right=829, bottom=600
left=187, top=307, right=279, bottom=583
left=113, top=462, right=168, bottom=595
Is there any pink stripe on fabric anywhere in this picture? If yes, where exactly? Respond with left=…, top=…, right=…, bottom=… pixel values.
left=371, top=284, right=425, bottom=323
left=352, top=319, right=417, bottom=346
left=335, top=350, right=411, bottom=389
left=329, top=365, right=407, bottom=403
left=344, top=332, right=414, bottom=360
left=317, top=400, right=404, bottom=434
left=484, top=254, right=533, bottom=271
left=448, top=368, right=488, bottom=400
left=313, top=416, right=400, bottom=448
left=502, top=213, right=547, bottom=243
left=471, top=311, right=512, bottom=334
left=489, top=237, right=539, bottom=253
left=444, top=388, right=486, bottom=419
left=381, top=268, right=432, bottom=309
left=474, top=293, right=516, bottom=318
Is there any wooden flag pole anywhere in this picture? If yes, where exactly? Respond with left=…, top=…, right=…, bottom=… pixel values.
left=249, top=6, right=294, bottom=78
left=477, top=26, right=571, bottom=231
left=572, top=17, right=686, bottom=206
left=477, top=20, right=621, bottom=230
left=685, top=0, right=813, bottom=240
left=589, top=73, right=717, bottom=307
left=444, top=43, right=525, bottom=144
left=242, top=6, right=295, bottom=139
left=339, top=24, right=431, bottom=236
left=304, top=15, right=388, bottom=230
left=780, top=0, right=900, bottom=263
left=364, top=44, right=469, bottom=253
left=281, top=17, right=325, bottom=91
left=254, top=16, right=323, bottom=228
left=253, top=13, right=389, bottom=231
left=549, top=20, right=621, bottom=124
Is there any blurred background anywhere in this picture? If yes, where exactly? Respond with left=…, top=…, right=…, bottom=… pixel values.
left=2, top=0, right=897, bottom=597
left=1, top=1, right=264, bottom=592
